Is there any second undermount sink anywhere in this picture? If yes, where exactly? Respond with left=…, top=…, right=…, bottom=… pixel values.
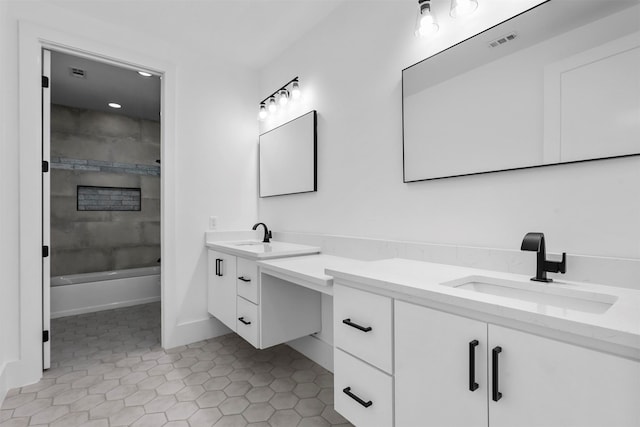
left=441, top=275, right=617, bottom=314
left=232, top=241, right=266, bottom=246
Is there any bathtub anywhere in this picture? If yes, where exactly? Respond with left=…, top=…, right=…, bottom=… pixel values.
left=50, top=266, right=161, bottom=318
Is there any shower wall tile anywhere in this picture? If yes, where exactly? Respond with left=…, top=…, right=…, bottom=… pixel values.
left=50, top=104, right=160, bottom=277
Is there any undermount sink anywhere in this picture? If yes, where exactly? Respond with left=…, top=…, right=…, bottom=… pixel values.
left=232, top=241, right=266, bottom=246
left=441, top=275, right=617, bottom=314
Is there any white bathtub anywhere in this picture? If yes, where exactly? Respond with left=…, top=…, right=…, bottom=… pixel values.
left=51, top=266, right=161, bottom=318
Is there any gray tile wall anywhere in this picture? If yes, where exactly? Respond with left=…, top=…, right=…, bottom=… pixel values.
left=50, top=104, right=161, bottom=276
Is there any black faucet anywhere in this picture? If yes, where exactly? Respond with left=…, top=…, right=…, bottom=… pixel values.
left=520, top=232, right=566, bottom=282
left=252, top=222, right=272, bottom=243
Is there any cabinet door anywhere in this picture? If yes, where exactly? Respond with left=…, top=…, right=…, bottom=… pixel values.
left=395, top=301, right=488, bottom=427
left=207, top=250, right=237, bottom=330
left=489, top=325, right=640, bottom=427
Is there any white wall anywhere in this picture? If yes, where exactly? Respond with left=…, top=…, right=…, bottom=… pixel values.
left=258, top=1, right=640, bottom=261
left=1, top=2, right=258, bottom=389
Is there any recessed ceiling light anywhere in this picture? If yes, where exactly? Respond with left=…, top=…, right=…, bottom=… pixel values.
left=137, top=71, right=152, bottom=77
left=108, top=103, right=122, bottom=109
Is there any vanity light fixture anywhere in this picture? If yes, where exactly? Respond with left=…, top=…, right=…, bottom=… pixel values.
left=279, top=89, right=289, bottom=106
left=257, top=77, right=301, bottom=120
left=268, top=96, right=277, bottom=113
left=450, top=0, right=478, bottom=18
left=415, top=0, right=439, bottom=38
left=291, top=80, right=301, bottom=99
left=108, top=102, right=122, bottom=109
left=258, top=103, right=268, bottom=121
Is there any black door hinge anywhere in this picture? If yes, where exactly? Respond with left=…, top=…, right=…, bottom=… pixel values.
left=42, top=76, right=49, bottom=88
left=42, top=246, right=49, bottom=257
left=43, top=330, right=49, bottom=343
left=42, top=160, right=49, bottom=172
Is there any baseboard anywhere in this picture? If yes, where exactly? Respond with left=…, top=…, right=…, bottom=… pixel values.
left=51, top=296, right=161, bottom=319
left=0, top=362, right=7, bottom=406
left=165, top=317, right=231, bottom=349
left=287, top=335, right=334, bottom=373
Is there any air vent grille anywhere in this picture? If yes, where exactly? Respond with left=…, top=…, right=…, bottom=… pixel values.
left=70, top=67, right=86, bottom=78
left=489, top=32, right=518, bottom=48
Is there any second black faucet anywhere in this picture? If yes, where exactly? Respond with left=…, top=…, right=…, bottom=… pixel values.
left=520, top=232, right=566, bottom=282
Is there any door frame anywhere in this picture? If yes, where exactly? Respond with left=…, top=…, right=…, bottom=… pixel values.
left=15, top=21, right=176, bottom=388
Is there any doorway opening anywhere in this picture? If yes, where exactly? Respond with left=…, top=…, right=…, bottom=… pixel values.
left=43, top=49, right=162, bottom=369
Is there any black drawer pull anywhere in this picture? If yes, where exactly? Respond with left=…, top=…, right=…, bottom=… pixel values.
left=215, top=259, right=223, bottom=276
left=492, top=346, right=502, bottom=402
left=238, top=276, right=251, bottom=282
left=469, top=340, right=479, bottom=392
left=238, top=317, right=251, bottom=325
left=342, top=318, right=372, bottom=332
left=343, top=387, right=372, bottom=408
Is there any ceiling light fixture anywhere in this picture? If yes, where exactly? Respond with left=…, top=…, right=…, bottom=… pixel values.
left=137, top=71, right=153, bottom=77
left=108, top=102, right=122, bottom=109
left=257, top=77, right=301, bottom=121
left=450, top=0, right=478, bottom=18
left=415, top=0, right=439, bottom=38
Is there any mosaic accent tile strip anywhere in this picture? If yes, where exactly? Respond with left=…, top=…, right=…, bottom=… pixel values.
left=77, top=186, right=142, bottom=211
left=51, top=157, right=160, bottom=176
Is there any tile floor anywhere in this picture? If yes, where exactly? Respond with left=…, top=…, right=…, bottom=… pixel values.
left=0, top=303, right=352, bottom=427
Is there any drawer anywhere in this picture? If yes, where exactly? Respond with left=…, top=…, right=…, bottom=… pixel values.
left=237, top=257, right=259, bottom=304
left=236, top=296, right=259, bottom=348
left=334, top=349, right=393, bottom=427
left=334, top=284, right=393, bottom=373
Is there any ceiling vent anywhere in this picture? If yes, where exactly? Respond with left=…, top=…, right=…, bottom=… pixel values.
left=489, top=32, right=518, bottom=48
left=69, top=67, right=86, bottom=78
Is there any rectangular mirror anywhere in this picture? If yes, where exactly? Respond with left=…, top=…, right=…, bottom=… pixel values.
left=259, top=110, right=317, bottom=197
left=402, top=0, right=640, bottom=182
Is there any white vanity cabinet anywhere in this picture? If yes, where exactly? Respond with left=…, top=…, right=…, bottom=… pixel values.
left=395, top=300, right=640, bottom=427
left=333, top=285, right=394, bottom=427
left=207, top=250, right=237, bottom=330
left=207, top=249, right=322, bottom=349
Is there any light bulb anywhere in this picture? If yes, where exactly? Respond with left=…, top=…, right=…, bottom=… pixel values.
left=291, top=81, right=301, bottom=99
left=415, top=1, right=439, bottom=38
left=258, top=104, right=267, bottom=121
left=268, top=97, right=277, bottom=113
left=279, top=89, right=289, bottom=106
left=450, top=0, right=478, bottom=18
left=137, top=71, right=152, bottom=77
left=108, top=102, right=122, bottom=109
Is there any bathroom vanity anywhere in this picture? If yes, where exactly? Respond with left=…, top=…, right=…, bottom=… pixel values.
left=205, top=231, right=640, bottom=427
left=327, top=259, right=640, bottom=427
left=205, top=233, right=322, bottom=349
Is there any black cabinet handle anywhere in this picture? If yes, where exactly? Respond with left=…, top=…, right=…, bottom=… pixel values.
left=492, top=346, right=502, bottom=402
left=238, top=276, right=251, bottom=282
left=342, top=387, right=372, bottom=408
left=215, top=259, right=223, bottom=276
left=238, top=317, right=251, bottom=325
left=342, top=318, right=372, bottom=333
left=469, top=340, right=479, bottom=392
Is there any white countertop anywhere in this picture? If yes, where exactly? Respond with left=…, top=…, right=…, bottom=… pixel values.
left=206, top=240, right=320, bottom=260
left=326, top=258, right=640, bottom=357
left=258, top=254, right=364, bottom=295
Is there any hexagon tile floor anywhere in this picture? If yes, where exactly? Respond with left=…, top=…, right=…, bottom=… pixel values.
left=0, top=303, right=353, bottom=427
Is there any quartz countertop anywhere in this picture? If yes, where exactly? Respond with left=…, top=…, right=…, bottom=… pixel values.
left=206, top=240, right=320, bottom=260
left=326, top=258, right=640, bottom=357
left=258, top=254, right=364, bottom=295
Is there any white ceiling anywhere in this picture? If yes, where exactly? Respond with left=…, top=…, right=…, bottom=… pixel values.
left=49, top=0, right=348, bottom=69
left=51, top=51, right=162, bottom=121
